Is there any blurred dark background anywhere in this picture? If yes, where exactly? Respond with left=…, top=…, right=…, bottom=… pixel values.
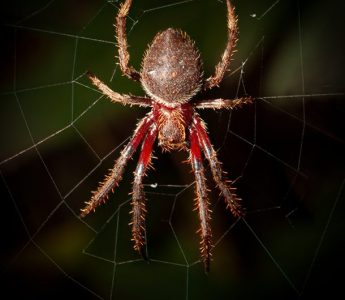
left=1, top=0, right=344, bottom=299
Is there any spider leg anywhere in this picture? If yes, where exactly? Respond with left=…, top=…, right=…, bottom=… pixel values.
left=130, top=124, right=157, bottom=258
left=80, top=113, right=154, bottom=217
left=193, top=116, right=244, bottom=217
left=195, top=97, right=253, bottom=110
left=87, top=71, right=152, bottom=107
left=116, top=0, right=141, bottom=81
left=189, top=126, right=212, bottom=273
left=203, top=0, right=238, bottom=90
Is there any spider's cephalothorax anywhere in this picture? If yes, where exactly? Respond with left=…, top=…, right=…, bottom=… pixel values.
left=81, top=0, right=253, bottom=273
left=154, top=102, right=193, bottom=151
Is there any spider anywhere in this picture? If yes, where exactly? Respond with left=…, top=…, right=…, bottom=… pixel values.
left=81, top=0, right=252, bottom=272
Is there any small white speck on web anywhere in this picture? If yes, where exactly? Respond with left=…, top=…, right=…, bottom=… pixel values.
left=150, top=183, right=158, bottom=188
left=250, top=13, right=257, bottom=18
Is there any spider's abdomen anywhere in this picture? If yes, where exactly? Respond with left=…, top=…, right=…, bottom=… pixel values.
left=141, top=28, right=203, bottom=105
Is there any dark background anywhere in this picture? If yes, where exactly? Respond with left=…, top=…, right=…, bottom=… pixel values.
left=1, top=0, right=344, bottom=299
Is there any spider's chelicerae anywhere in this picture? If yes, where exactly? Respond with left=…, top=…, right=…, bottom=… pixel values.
left=81, top=0, right=252, bottom=272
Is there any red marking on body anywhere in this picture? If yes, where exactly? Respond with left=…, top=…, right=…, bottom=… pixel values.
left=139, top=127, right=157, bottom=165
left=193, top=116, right=212, bottom=148
left=131, top=116, right=154, bottom=149
left=189, top=128, right=202, bottom=161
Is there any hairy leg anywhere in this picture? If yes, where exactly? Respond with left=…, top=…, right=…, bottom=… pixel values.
left=189, top=126, right=212, bottom=273
left=87, top=71, right=152, bottom=107
left=130, top=124, right=157, bottom=257
left=193, top=116, right=244, bottom=217
left=195, top=97, right=253, bottom=110
left=203, top=0, right=238, bottom=90
left=116, top=0, right=141, bottom=81
left=80, top=114, right=154, bottom=217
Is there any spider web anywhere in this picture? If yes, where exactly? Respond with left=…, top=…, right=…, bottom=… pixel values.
left=1, top=0, right=344, bottom=299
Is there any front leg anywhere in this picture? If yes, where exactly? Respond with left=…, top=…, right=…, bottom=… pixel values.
left=189, top=126, right=212, bottom=273
left=130, top=124, right=157, bottom=258
left=80, top=114, right=154, bottom=217
left=193, top=116, right=244, bottom=218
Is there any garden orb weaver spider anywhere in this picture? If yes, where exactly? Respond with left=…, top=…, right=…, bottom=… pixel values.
left=81, top=0, right=252, bottom=272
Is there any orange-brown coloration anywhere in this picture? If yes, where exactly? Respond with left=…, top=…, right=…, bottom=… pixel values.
left=190, top=128, right=213, bottom=271
left=81, top=0, right=253, bottom=272
left=158, top=110, right=186, bottom=150
left=203, top=0, right=238, bottom=90
left=141, top=28, right=203, bottom=105
left=115, top=0, right=140, bottom=81
left=153, top=103, right=193, bottom=151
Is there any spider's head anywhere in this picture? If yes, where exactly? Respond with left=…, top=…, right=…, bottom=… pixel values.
left=141, top=28, right=203, bottom=107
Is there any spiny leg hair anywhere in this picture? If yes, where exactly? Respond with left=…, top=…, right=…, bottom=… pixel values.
left=195, top=97, right=253, bottom=110
left=194, top=116, right=244, bottom=217
left=189, top=127, right=212, bottom=273
left=130, top=125, right=157, bottom=257
left=80, top=114, right=154, bottom=217
left=116, top=0, right=141, bottom=81
left=87, top=71, right=152, bottom=107
left=203, top=0, right=238, bottom=90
